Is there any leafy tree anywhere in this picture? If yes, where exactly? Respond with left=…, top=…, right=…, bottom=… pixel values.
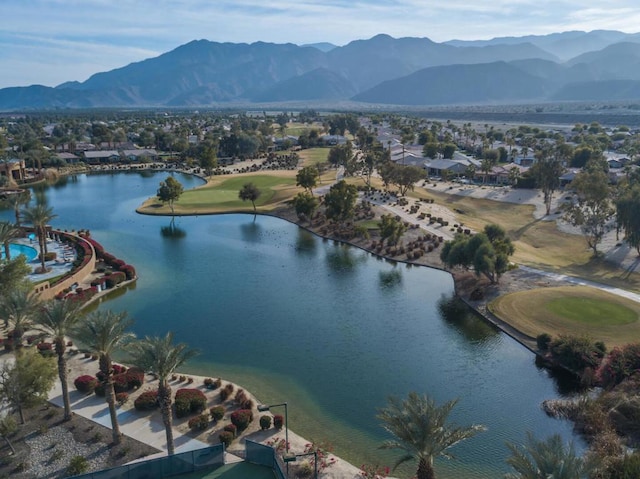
left=616, top=184, right=640, bottom=254
left=157, top=176, right=184, bottom=214
left=0, top=348, right=56, bottom=424
left=378, top=214, right=407, bottom=246
left=530, top=154, right=563, bottom=215
left=292, top=192, right=318, bottom=222
left=238, top=182, right=262, bottom=212
left=441, top=143, right=456, bottom=159
left=296, top=166, right=320, bottom=194
left=73, top=310, right=136, bottom=444
left=378, top=392, right=485, bottom=479
left=0, top=413, right=17, bottom=454
left=564, top=159, right=614, bottom=256
left=423, top=142, right=439, bottom=158
left=0, top=256, right=30, bottom=300
left=34, top=299, right=85, bottom=421
left=327, top=143, right=353, bottom=169
left=127, top=332, right=198, bottom=455
left=324, top=180, right=358, bottom=222
left=0, top=221, right=19, bottom=260
left=505, top=432, right=599, bottom=479
left=198, top=144, right=217, bottom=176
left=394, top=165, right=427, bottom=196
left=22, top=203, right=57, bottom=272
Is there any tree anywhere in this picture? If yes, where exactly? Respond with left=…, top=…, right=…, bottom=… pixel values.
left=324, top=180, right=358, bottom=222
left=198, top=144, right=217, bottom=176
left=378, top=392, right=485, bottom=479
left=292, top=192, right=318, bottom=222
left=564, top=159, right=614, bottom=256
left=0, top=348, right=56, bottom=424
left=505, top=432, right=599, bottom=479
left=327, top=143, right=353, bottom=169
left=0, top=221, right=19, bottom=260
left=238, top=182, right=262, bottom=212
left=128, top=332, right=198, bottom=455
left=296, top=166, right=320, bottom=194
left=394, top=165, right=427, bottom=196
left=34, top=299, right=85, bottom=421
left=0, top=256, right=30, bottom=300
left=22, top=203, right=57, bottom=273
left=531, top=153, right=563, bottom=215
left=73, top=310, right=136, bottom=445
left=157, top=176, right=184, bottom=214
left=0, top=413, right=18, bottom=455
left=616, top=183, right=640, bottom=254
left=1, top=190, right=30, bottom=227
left=0, top=287, right=40, bottom=347
left=378, top=214, right=407, bottom=246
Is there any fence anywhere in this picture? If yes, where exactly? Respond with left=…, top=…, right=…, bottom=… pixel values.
left=68, top=445, right=225, bottom=479
left=245, top=440, right=286, bottom=479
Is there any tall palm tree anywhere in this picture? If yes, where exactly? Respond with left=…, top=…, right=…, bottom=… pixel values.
left=34, top=299, right=85, bottom=421
left=0, top=287, right=40, bottom=348
left=127, top=332, right=197, bottom=455
left=378, top=392, right=485, bottom=479
left=505, top=432, right=599, bottom=479
left=22, top=204, right=56, bottom=272
left=73, top=310, right=135, bottom=445
left=0, top=221, right=19, bottom=260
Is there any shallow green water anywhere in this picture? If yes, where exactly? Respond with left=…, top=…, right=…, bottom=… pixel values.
left=1, top=171, right=581, bottom=478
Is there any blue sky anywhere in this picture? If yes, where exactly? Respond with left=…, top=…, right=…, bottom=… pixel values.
left=1, top=0, right=640, bottom=89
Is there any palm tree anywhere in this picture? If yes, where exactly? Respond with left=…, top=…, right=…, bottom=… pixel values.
left=73, top=310, right=135, bottom=445
left=127, top=332, right=197, bottom=455
left=378, top=392, right=485, bottom=479
left=34, top=299, right=85, bottom=421
left=505, top=432, right=599, bottom=479
left=0, top=287, right=40, bottom=348
left=2, top=190, right=30, bottom=227
left=22, top=203, right=56, bottom=272
left=0, top=221, right=19, bottom=260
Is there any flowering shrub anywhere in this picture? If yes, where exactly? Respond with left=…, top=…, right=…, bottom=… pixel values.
left=303, top=441, right=336, bottom=473
left=113, top=364, right=127, bottom=374
left=116, top=392, right=129, bottom=405
left=134, top=390, right=159, bottom=410
left=223, top=423, right=237, bottom=437
left=230, top=409, right=253, bottom=432
left=188, top=414, right=210, bottom=431
left=265, top=437, right=288, bottom=453
left=259, top=415, right=272, bottom=430
left=74, top=375, right=98, bottom=394
left=119, top=264, right=136, bottom=280
left=273, top=414, right=284, bottom=430
left=218, top=431, right=234, bottom=448
left=105, top=271, right=126, bottom=288
left=125, top=368, right=144, bottom=389
left=113, top=373, right=129, bottom=393
left=209, top=406, right=225, bottom=421
left=598, top=343, right=640, bottom=388
left=219, top=383, right=234, bottom=402
left=37, top=342, right=53, bottom=351
left=174, top=388, right=207, bottom=418
left=359, top=464, right=390, bottom=478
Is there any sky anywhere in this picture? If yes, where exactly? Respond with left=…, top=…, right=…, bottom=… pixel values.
left=1, top=0, right=640, bottom=89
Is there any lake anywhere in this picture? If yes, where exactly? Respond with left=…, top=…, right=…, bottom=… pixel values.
left=1, top=171, right=580, bottom=478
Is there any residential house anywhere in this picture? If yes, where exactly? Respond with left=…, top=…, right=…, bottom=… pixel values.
left=83, top=150, right=121, bottom=164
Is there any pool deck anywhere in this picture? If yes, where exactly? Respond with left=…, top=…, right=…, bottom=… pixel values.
left=12, top=237, right=77, bottom=282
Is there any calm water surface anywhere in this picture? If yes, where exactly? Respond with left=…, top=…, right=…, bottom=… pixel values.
left=1, top=171, right=581, bottom=478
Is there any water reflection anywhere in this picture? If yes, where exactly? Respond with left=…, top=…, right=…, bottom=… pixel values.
left=379, top=269, right=402, bottom=290
left=326, top=243, right=366, bottom=273
left=295, top=229, right=316, bottom=256
left=437, top=294, right=500, bottom=344
left=240, top=218, right=261, bottom=243
left=535, top=355, right=584, bottom=396
left=160, top=219, right=187, bottom=239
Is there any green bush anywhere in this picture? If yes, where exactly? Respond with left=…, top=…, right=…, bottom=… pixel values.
left=66, top=456, right=89, bottom=476
left=548, top=335, right=605, bottom=374
left=188, top=414, right=210, bottom=431
left=260, top=415, right=272, bottom=430
left=536, top=333, right=552, bottom=351
left=134, top=390, right=159, bottom=410
left=230, top=409, right=253, bottom=432
left=174, top=388, right=207, bottom=418
left=219, top=431, right=234, bottom=448
left=209, top=406, right=225, bottom=421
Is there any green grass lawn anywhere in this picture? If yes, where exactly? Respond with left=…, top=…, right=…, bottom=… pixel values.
left=488, top=286, right=640, bottom=347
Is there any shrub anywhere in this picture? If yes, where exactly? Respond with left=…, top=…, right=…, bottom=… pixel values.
left=536, top=333, right=552, bottom=351
left=274, top=414, right=284, bottom=430
left=37, top=342, right=53, bottom=352
left=230, top=409, right=253, bottom=432
left=74, top=375, right=98, bottom=394
left=41, top=252, right=57, bottom=261
left=174, top=388, right=207, bottom=418
left=210, top=406, right=225, bottom=421
left=94, top=382, right=106, bottom=397
left=113, top=364, right=127, bottom=374
left=66, top=456, right=89, bottom=476
left=188, top=414, right=210, bottom=431
left=598, top=343, right=640, bottom=388
left=104, top=271, right=126, bottom=288
left=112, top=373, right=129, bottom=393
left=219, top=383, right=234, bottom=401
left=219, top=431, right=234, bottom=448
left=223, top=423, right=237, bottom=437
left=134, top=390, right=159, bottom=410
left=548, top=335, right=606, bottom=374
left=125, top=368, right=144, bottom=389
left=115, top=392, right=129, bottom=405
left=119, top=264, right=136, bottom=280
left=260, top=415, right=272, bottom=430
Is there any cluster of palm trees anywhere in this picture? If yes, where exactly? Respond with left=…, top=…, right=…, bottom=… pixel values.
left=0, top=288, right=197, bottom=455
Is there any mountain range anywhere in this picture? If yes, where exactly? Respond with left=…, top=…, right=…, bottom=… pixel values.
left=3, top=30, right=640, bottom=110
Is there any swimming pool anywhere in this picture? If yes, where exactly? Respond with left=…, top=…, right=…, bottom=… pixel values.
left=0, top=243, right=38, bottom=262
